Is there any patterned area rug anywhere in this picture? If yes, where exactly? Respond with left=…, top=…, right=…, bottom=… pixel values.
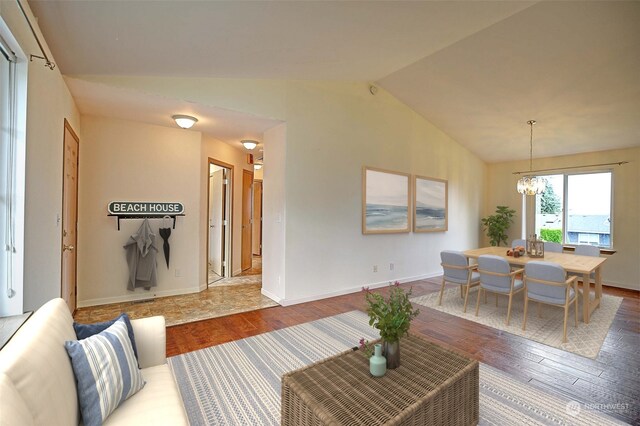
left=411, top=287, right=622, bottom=359
left=168, top=311, right=623, bottom=425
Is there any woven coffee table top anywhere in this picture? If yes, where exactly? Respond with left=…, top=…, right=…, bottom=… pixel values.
left=281, top=333, right=478, bottom=425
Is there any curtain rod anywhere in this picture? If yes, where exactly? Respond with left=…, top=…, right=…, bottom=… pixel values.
left=16, top=0, right=55, bottom=70
left=512, top=161, right=629, bottom=175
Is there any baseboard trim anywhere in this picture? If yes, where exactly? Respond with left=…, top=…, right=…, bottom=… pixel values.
left=77, top=286, right=202, bottom=308
left=279, top=272, right=441, bottom=307
left=260, top=288, right=283, bottom=304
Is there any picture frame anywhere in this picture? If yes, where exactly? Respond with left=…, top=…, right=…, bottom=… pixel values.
left=413, top=175, right=448, bottom=232
left=362, top=167, right=411, bottom=234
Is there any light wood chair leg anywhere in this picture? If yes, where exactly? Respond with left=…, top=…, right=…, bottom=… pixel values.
left=463, top=285, right=471, bottom=313
left=460, top=285, right=464, bottom=298
left=563, top=304, right=569, bottom=343
left=438, top=278, right=446, bottom=306
left=522, top=297, right=529, bottom=331
left=475, top=288, right=483, bottom=316
left=574, top=298, right=578, bottom=327
left=506, top=293, right=514, bottom=326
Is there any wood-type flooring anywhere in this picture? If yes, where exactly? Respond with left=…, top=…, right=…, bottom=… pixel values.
left=166, top=278, right=639, bottom=424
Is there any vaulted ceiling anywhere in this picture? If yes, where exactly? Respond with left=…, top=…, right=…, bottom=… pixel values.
left=29, top=1, right=640, bottom=162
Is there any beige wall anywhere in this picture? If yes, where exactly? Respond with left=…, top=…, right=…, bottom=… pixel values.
left=75, top=77, right=487, bottom=305
left=485, top=147, right=640, bottom=290
left=77, top=116, right=203, bottom=306
left=1, top=1, right=81, bottom=311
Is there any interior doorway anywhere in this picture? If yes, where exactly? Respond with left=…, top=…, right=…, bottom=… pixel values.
left=207, top=159, right=233, bottom=286
left=252, top=180, right=262, bottom=256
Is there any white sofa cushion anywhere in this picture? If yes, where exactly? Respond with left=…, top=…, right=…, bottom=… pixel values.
left=103, top=364, right=188, bottom=426
left=0, top=372, right=35, bottom=426
left=0, top=299, right=80, bottom=426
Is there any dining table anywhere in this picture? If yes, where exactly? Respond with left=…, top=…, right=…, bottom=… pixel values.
left=463, top=246, right=607, bottom=324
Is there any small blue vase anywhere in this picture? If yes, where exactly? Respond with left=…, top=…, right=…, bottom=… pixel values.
left=369, top=343, right=386, bottom=377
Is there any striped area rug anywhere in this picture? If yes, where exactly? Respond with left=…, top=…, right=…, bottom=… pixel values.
left=168, top=311, right=624, bottom=425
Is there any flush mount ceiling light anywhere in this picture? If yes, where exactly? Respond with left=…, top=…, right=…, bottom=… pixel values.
left=172, top=114, right=198, bottom=129
left=516, top=120, right=546, bottom=196
left=242, top=140, right=258, bottom=150
left=254, top=164, right=263, bottom=170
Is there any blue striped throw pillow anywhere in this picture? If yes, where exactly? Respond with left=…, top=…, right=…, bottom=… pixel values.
left=65, top=318, right=145, bottom=426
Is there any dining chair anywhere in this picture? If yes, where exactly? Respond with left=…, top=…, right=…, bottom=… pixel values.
left=523, top=261, right=578, bottom=343
left=570, top=244, right=600, bottom=283
left=544, top=242, right=563, bottom=253
left=475, top=255, right=524, bottom=325
left=440, top=251, right=480, bottom=313
left=511, top=239, right=526, bottom=248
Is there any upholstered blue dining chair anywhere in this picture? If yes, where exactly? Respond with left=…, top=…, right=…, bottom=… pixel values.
left=570, top=244, right=600, bottom=283
left=523, top=261, right=578, bottom=343
left=544, top=242, right=563, bottom=253
left=511, top=239, right=526, bottom=248
left=475, top=255, right=524, bottom=325
left=440, top=251, right=480, bottom=313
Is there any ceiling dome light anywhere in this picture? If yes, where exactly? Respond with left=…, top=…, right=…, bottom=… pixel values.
left=172, top=114, right=198, bottom=129
left=242, top=140, right=258, bottom=150
left=254, top=164, right=263, bottom=170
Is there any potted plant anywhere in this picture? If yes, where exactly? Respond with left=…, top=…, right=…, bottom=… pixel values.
left=481, top=205, right=516, bottom=247
left=361, top=281, right=419, bottom=369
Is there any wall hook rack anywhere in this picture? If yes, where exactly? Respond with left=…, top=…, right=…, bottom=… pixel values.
left=108, top=213, right=184, bottom=231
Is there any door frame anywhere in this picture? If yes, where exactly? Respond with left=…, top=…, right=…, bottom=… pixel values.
left=60, top=119, right=79, bottom=313
left=206, top=157, right=234, bottom=283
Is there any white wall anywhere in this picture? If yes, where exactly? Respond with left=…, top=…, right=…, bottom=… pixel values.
left=485, top=147, right=640, bottom=290
left=261, top=123, right=287, bottom=302
left=67, top=77, right=488, bottom=306
left=200, top=135, right=255, bottom=277
left=0, top=1, right=81, bottom=311
left=77, top=116, right=202, bottom=306
left=280, top=81, right=485, bottom=304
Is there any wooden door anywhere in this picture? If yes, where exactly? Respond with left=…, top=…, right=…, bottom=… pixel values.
left=241, top=169, right=253, bottom=271
left=252, top=180, right=263, bottom=256
left=61, top=120, right=79, bottom=313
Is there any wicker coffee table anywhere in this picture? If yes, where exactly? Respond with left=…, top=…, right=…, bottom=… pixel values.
left=281, top=334, right=478, bottom=426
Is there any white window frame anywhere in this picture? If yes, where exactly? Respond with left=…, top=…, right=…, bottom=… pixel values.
left=531, top=170, right=613, bottom=249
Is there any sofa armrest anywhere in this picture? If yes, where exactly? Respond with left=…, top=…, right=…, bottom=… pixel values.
left=130, top=316, right=166, bottom=368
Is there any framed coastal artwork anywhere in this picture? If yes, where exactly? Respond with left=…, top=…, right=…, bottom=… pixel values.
left=362, top=167, right=411, bottom=234
left=413, top=175, right=448, bottom=232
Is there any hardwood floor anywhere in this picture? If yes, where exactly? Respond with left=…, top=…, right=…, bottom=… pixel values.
left=166, top=278, right=640, bottom=424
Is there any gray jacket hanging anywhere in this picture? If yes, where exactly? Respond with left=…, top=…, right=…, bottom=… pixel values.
left=124, top=218, right=158, bottom=291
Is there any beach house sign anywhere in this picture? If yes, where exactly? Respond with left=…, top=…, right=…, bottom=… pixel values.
left=108, top=201, right=184, bottom=216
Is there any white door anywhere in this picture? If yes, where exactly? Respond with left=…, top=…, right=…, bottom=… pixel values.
left=209, top=169, right=224, bottom=275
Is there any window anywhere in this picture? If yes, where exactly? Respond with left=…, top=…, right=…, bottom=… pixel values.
left=0, top=25, right=26, bottom=316
left=534, top=171, right=612, bottom=248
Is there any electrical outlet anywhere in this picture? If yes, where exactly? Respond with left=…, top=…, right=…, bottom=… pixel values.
left=390, top=263, right=394, bottom=271
left=175, top=268, right=182, bottom=277
left=373, top=265, right=378, bottom=273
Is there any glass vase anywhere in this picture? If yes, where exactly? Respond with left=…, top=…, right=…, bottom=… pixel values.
left=384, top=340, right=400, bottom=369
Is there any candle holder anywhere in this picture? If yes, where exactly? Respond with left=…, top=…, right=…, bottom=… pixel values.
left=527, top=234, right=544, bottom=258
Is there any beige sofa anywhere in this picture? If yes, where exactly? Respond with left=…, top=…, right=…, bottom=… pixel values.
left=0, top=298, right=188, bottom=425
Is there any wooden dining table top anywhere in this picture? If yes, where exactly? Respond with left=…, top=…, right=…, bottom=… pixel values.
left=463, top=246, right=607, bottom=275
